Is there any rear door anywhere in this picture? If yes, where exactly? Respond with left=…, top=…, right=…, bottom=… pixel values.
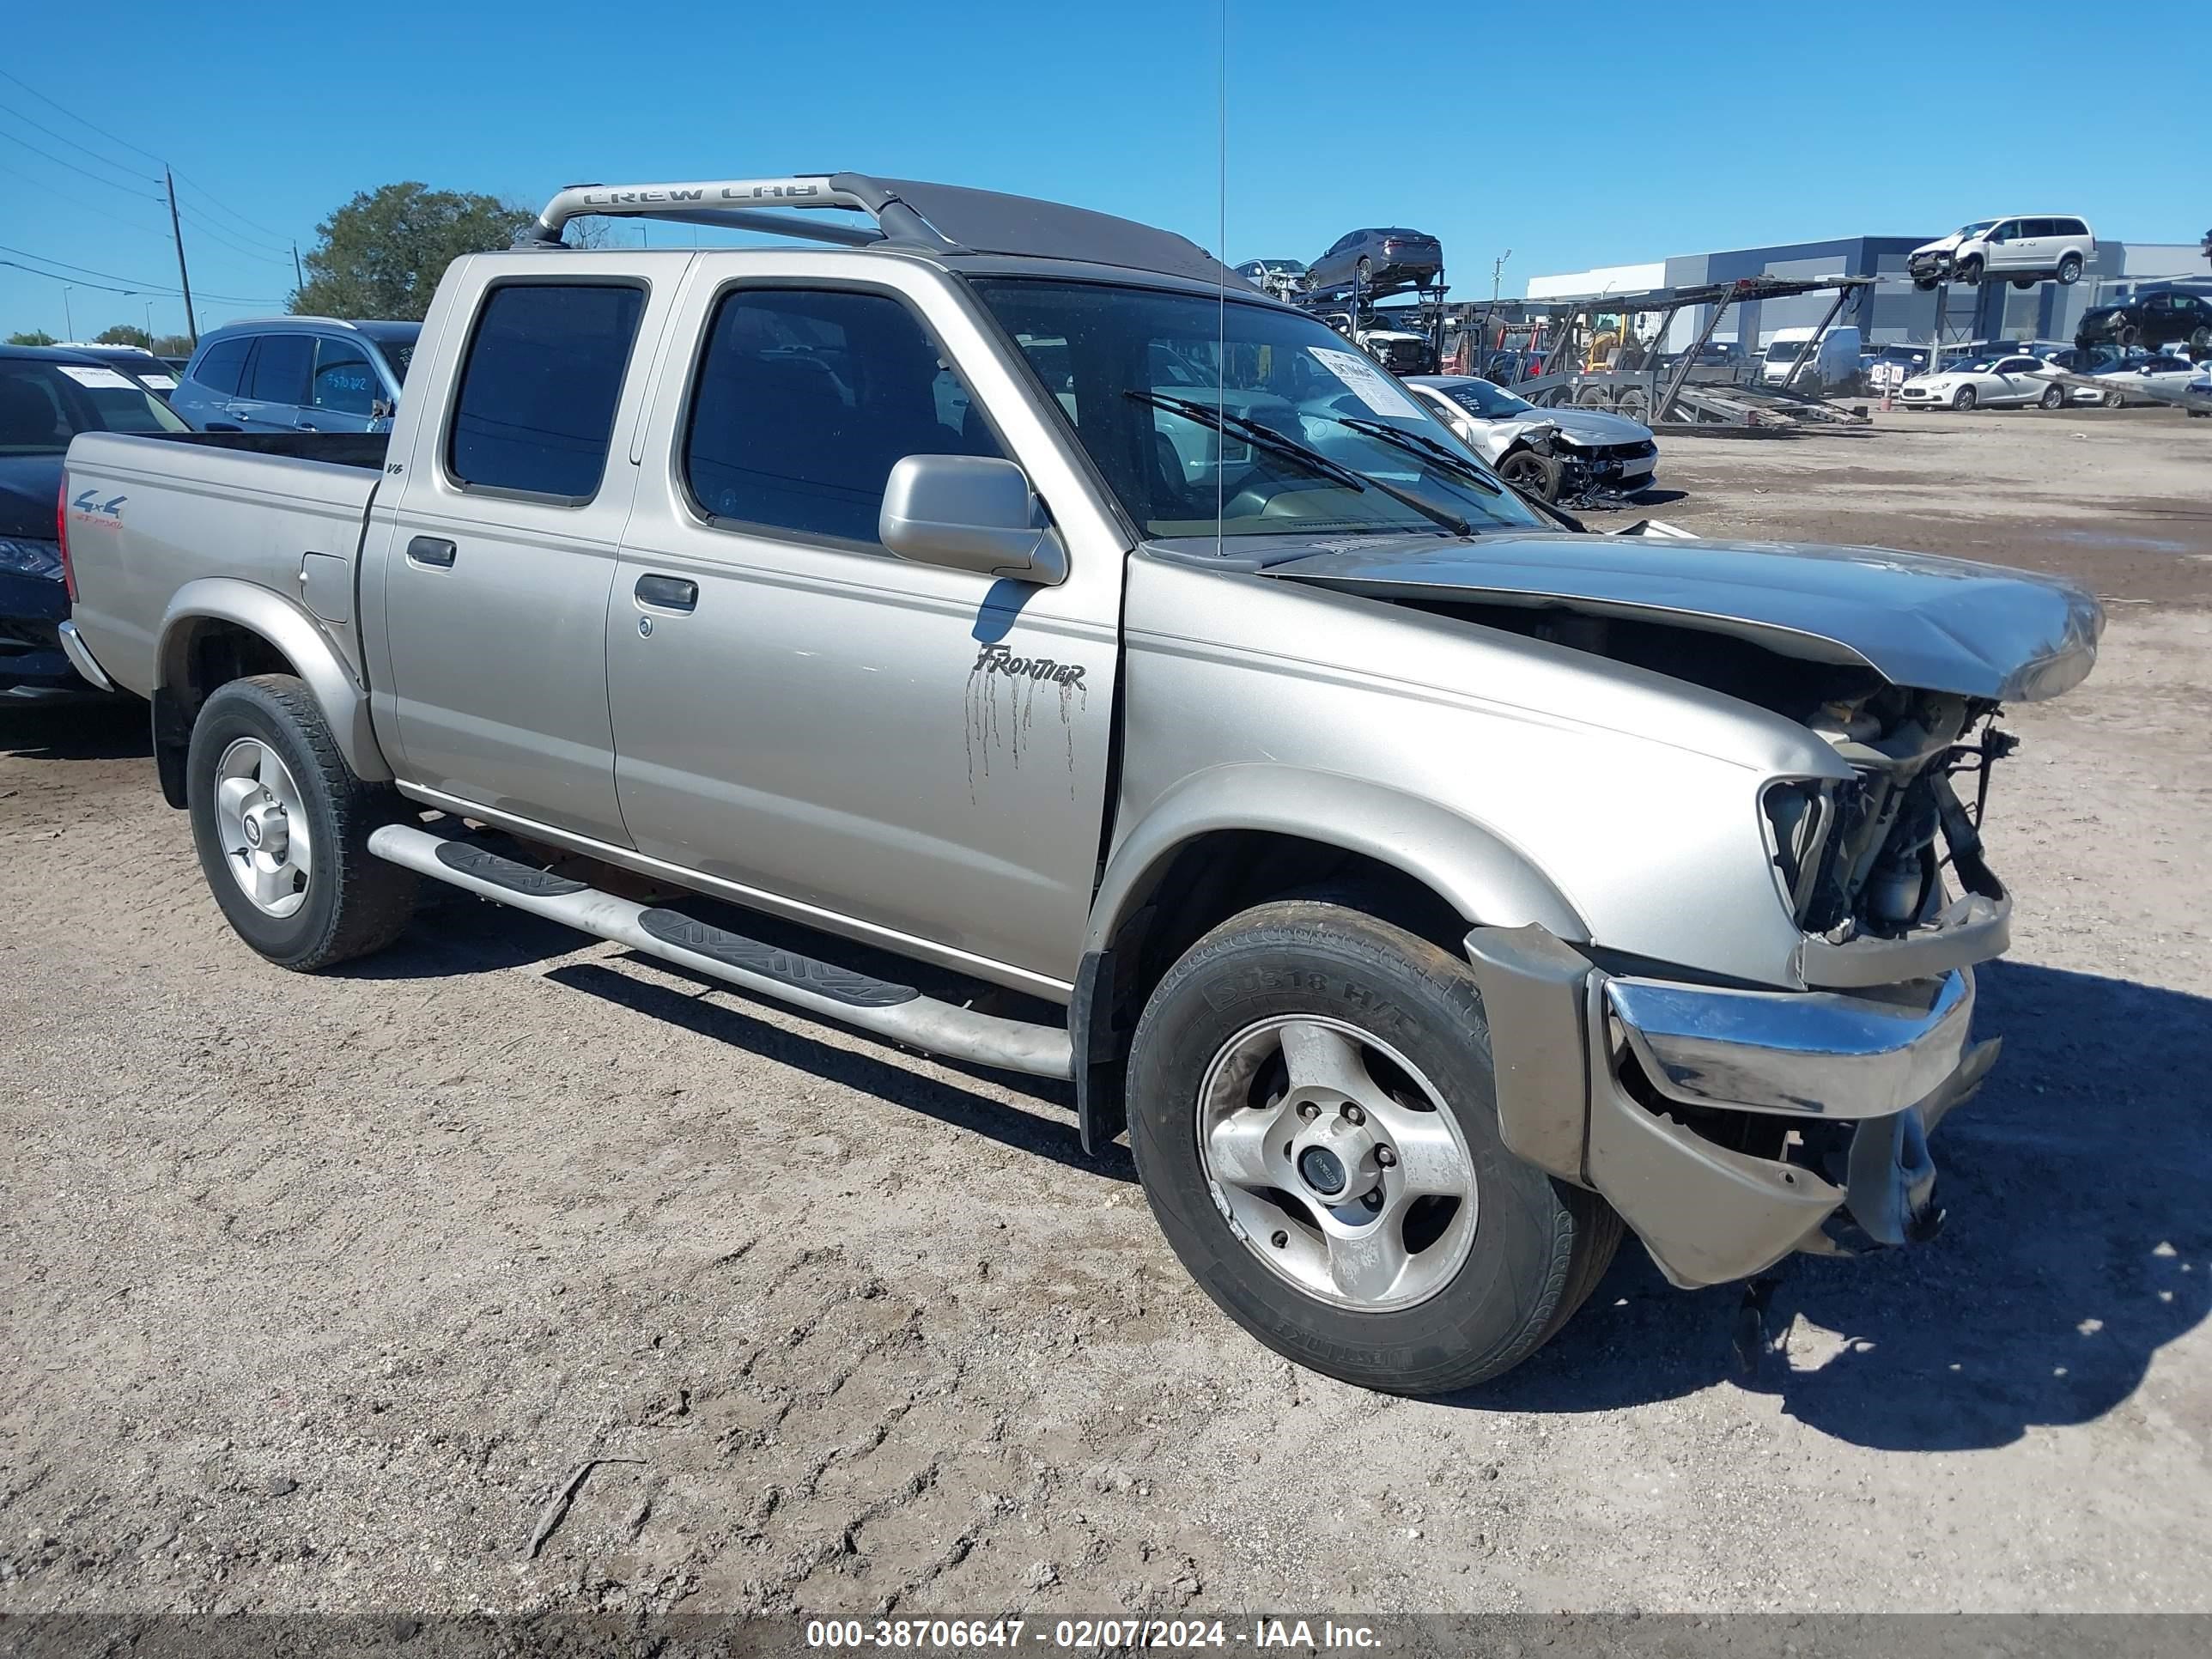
left=603, top=259, right=1125, bottom=988
left=1992, top=356, right=2045, bottom=402
left=366, top=260, right=681, bottom=846
left=226, top=333, right=314, bottom=430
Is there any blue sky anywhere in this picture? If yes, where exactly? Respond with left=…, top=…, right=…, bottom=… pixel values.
left=3, top=0, right=2204, bottom=340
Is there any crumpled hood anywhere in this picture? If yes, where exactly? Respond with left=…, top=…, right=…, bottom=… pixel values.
left=1261, top=531, right=2104, bottom=701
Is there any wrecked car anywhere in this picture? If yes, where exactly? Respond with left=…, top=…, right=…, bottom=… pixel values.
left=1407, top=372, right=1658, bottom=502
left=58, top=173, right=2101, bottom=1395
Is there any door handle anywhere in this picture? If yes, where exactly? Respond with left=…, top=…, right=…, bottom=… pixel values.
left=406, top=535, right=457, bottom=568
left=635, top=574, right=697, bottom=612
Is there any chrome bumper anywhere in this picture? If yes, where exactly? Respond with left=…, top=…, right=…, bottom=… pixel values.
left=1464, top=926, right=2002, bottom=1290
left=57, top=619, right=117, bottom=693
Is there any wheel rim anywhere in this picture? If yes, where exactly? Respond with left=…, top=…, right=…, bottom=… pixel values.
left=213, top=737, right=313, bottom=918
left=1195, top=1014, right=1479, bottom=1313
left=1957, top=389, right=1975, bottom=410
left=2043, top=386, right=2063, bottom=408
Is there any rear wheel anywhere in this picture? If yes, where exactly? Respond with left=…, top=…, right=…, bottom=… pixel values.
left=1497, top=448, right=1565, bottom=501
left=1616, top=387, right=1650, bottom=421
left=1953, top=385, right=1978, bottom=410
left=1575, top=384, right=1612, bottom=409
left=2103, top=388, right=2125, bottom=409
left=1127, top=900, right=1619, bottom=1395
left=186, top=675, right=417, bottom=971
left=2190, top=325, right=2211, bottom=352
left=2056, top=253, right=2084, bottom=285
left=2039, top=383, right=2064, bottom=409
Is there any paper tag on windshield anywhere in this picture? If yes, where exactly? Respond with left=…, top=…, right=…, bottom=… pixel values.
left=1309, top=347, right=1426, bottom=420
left=57, top=365, right=137, bottom=389
left=141, top=373, right=178, bottom=390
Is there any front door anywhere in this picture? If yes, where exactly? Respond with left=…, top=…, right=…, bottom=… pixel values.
left=297, top=335, right=380, bottom=434
left=371, top=276, right=658, bottom=847
left=605, top=273, right=1122, bottom=987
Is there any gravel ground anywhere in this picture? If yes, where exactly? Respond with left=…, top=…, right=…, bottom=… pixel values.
left=3, top=408, right=2209, bottom=1622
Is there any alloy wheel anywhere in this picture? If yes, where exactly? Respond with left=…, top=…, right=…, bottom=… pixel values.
left=212, top=737, right=313, bottom=917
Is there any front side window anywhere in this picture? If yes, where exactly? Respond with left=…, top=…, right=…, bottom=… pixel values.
left=971, top=278, right=1541, bottom=542
left=448, top=283, right=645, bottom=500
left=681, top=286, right=1002, bottom=547
left=311, top=337, right=378, bottom=415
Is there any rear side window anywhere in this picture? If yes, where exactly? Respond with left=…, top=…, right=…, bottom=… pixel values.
left=246, top=334, right=313, bottom=404
left=191, top=337, right=252, bottom=395
left=681, top=286, right=1003, bottom=546
left=448, top=283, right=645, bottom=501
left=2057, top=218, right=2087, bottom=237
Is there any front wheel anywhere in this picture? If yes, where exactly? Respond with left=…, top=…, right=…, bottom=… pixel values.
left=1127, top=900, right=1620, bottom=1395
left=2103, top=388, right=2125, bottom=409
left=1956, top=254, right=1984, bottom=284
left=1497, top=448, right=1565, bottom=501
left=1954, top=385, right=1978, bottom=410
left=186, top=675, right=418, bottom=970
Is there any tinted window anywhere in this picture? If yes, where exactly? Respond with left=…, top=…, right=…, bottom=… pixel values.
left=311, top=337, right=379, bottom=415
left=683, top=287, right=1003, bottom=546
left=1996, top=358, right=2038, bottom=372
left=191, top=337, right=252, bottom=395
left=448, top=283, right=645, bottom=500
left=0, top=361, right=188, bottom=452
left=246, top=334, right=313, bottom=404
left=2023, top=219, right=2056, bottom=238
left=2057, top=219, right=2087, bottom=237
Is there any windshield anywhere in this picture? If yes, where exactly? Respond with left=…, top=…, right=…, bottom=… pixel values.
left=1954, top=221, right=1996, bottom=238
left=1763, top=338, right=1812, bottom=362
left=971, top=279, right=1541, bottom=541
left=1443, top=380, right=1535, bottom=418
left=0, top=359, right=188, bottom=453
left=1954, top=359, right=1996, bottom=374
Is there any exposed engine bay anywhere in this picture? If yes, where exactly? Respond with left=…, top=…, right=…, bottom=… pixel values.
left=1395, top=599, right=2017, bottom=947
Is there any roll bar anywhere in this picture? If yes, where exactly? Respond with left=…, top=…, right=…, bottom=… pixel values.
left=523, top=174, right=964, bottom=252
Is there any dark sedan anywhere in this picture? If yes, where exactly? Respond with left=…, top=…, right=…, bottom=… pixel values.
left=1, top=345, right=187, bottom=700
left=2075, top=289, right=2212, bottom=354
left=1308, top=228, right=1443, bottom=297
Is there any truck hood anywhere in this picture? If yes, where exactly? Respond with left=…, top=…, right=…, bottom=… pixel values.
left=0, top=453, right=64, bottom=542
left=1259, top=531, right=2103, bottom=701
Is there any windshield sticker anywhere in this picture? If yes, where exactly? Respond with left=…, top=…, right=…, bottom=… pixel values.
left=57, top=365, right=137, bottom=389
left=140, top=373, right=178, bottom=390
left=1309, top=348, right=1426, bottom=420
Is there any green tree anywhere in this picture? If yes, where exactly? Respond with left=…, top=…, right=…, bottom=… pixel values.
left=292, top=182, right=535, bottom=320
left=6, top=329, right=57, bottom=346
left=94, top=324, right=153, bottom=349
left=152, top=333, right=195, bottom=358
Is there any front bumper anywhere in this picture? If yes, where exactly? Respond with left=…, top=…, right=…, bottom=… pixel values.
left=1465, top=925, right=2000, bottom=1289
left=1908, top=251, right=1954, bottom=282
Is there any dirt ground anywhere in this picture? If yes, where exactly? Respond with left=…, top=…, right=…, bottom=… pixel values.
left=3, top=406, right=2209, bottom=1623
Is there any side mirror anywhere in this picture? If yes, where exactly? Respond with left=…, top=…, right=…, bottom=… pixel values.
left=879, top=454, right=1067, bottom=585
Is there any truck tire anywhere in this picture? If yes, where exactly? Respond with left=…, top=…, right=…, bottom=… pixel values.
left=1126, top=899, right=1619, bottom=1395
left=185, top=674, right=418, bottom=971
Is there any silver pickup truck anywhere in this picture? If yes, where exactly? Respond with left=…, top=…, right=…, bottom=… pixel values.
left=59, top=173, right=2102, bottom=1395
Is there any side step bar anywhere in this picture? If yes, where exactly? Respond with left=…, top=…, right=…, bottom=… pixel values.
left=367, top=823, right=1073, bottom=1080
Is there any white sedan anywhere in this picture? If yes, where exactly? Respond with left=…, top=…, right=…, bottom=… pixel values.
left=2080, top=355, right=2202, bottom=409
left=1404, top=374, right=1658, bottom=501
left=1895, top=353, right=2067, bottom=410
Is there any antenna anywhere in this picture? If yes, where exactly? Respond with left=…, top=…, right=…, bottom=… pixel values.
left=1216, top=0, right=1228, bottom=561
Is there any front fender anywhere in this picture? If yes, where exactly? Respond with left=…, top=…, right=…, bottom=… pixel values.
left=1086, top=763, right=1587, bottom=959
left=157, top=578, right=391, bottom=782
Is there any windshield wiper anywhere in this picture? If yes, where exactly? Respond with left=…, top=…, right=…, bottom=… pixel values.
left=1318, top=414, right=1505, bottom=495
left=1126, top=391, right=1473, bottom=538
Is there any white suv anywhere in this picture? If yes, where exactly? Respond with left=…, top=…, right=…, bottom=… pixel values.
left=1909, top=216, right=2095, bottom=289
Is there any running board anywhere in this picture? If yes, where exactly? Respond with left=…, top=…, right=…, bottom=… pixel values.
left=368, top=823, right=1073, bottom=1080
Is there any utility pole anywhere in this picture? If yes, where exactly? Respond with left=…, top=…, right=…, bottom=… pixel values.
left=1478, top=249, right=1510, bottom=378
left=163, top=167, right=198, bottom=345
left=62, top=284, right=76, bottom=338
left=291, top=240, right=304, bottom=293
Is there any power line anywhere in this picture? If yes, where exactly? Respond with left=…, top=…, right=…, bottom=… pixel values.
left=0, top=101, right=161, bottom=189
left=170, top=170, right=296, bottom=248
left=176, top=197, right=295, bottom=259
left=0, top=126, right=166, bottom=202
left=174, top=204, right=295, bottom=268
left=0, top=244, right=283, bottom=305
left=0, top=160, right=174, bottom=240
left=0, top=65, right=166, bottom=167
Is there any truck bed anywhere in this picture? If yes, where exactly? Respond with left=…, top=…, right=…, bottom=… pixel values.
left=61, top=429, right=390, bottom=699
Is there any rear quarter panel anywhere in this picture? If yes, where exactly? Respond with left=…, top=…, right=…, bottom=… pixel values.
left=64, top=433, right=380, bottom=694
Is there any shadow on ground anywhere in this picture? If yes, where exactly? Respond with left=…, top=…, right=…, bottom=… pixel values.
left=0, top=696, right=149, bottom=762
left=1467, top=959, right=2211, bottom=1450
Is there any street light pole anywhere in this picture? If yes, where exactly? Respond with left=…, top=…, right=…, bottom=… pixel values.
left=62, top=285, right=75, bottom=339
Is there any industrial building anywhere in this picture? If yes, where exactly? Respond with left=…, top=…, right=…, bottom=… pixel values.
left=1527, top=234, right=2209, bottom=350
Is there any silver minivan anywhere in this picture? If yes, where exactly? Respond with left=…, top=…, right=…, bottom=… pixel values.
left=172, top=317, right=418, bottom=434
